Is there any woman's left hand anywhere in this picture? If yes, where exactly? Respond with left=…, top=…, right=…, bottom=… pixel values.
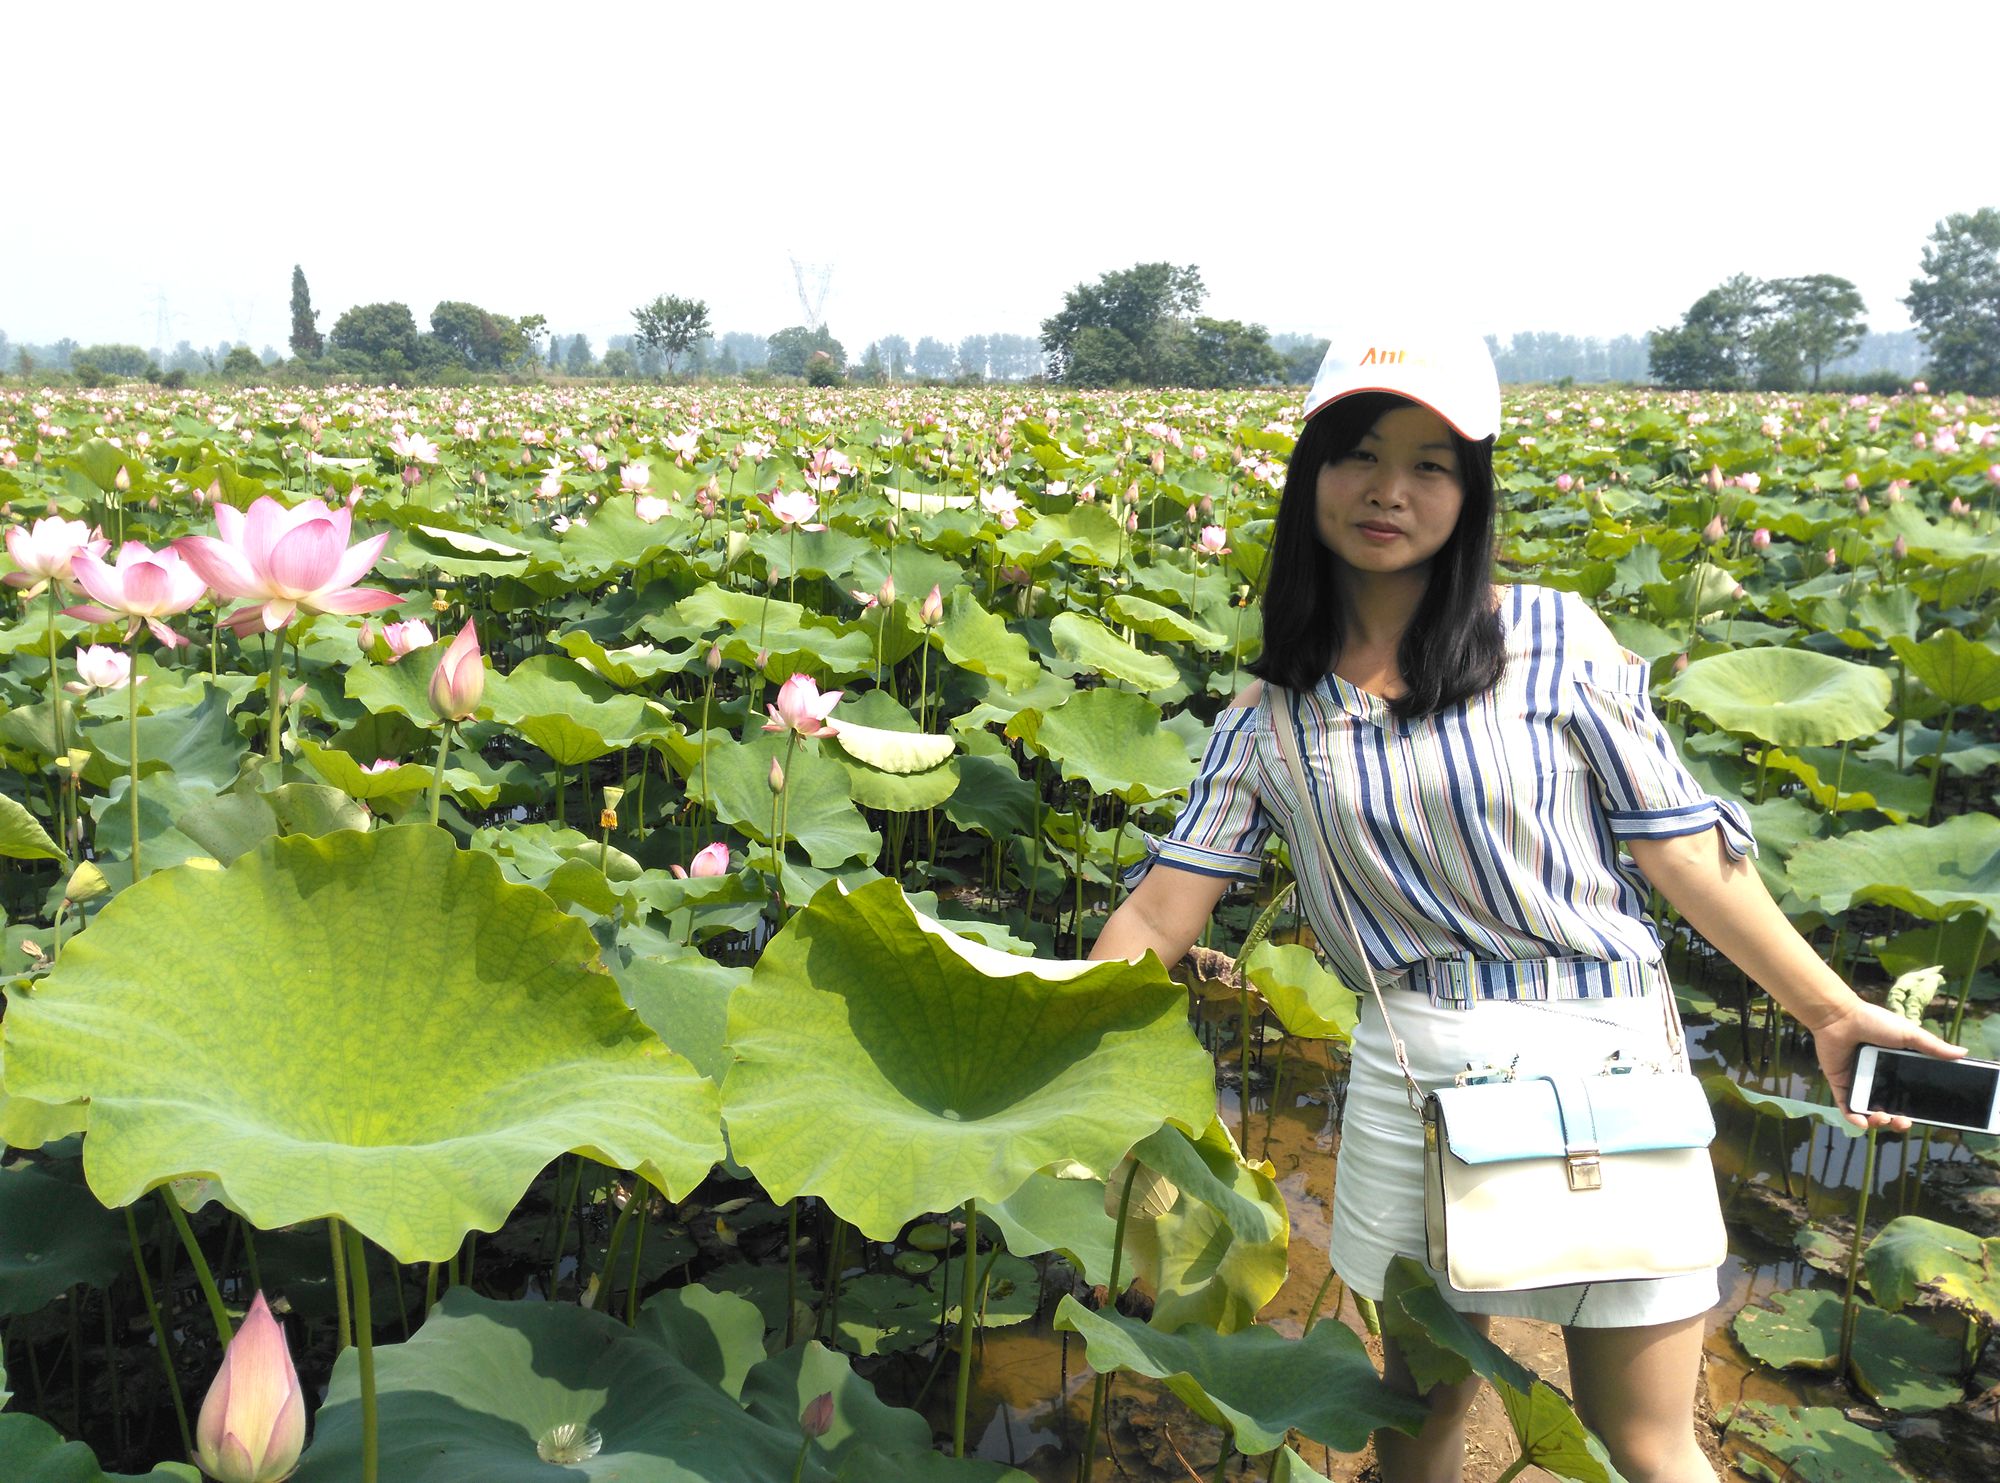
left=1797, top=997, right=1967, bottom=1133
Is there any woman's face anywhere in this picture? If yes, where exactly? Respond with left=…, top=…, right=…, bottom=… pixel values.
left=1313, top=402, right=1466, bottom=579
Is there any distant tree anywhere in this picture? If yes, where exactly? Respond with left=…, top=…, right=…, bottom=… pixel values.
left=855, top=342, right=886, bottom=383
left=0, top=330, right=11, bottom=374
left=631, top=295, right=712, bottom=376
left=76, top=344, right=153, bottom=377
left=329, top=302, right=421, bottom=372
left=289, top=266, right=323, bottom=359
left=1905, top=208, right=2000, bottom=394
left=1041, top=262, right=1205, bottom=385
left=876, top=333, right=910, bottom=380
left=547, top=334, right=562, bottom=372
left=956, top=334, right=989, bottom=381
left=1183, top=318, right=1284, bottom=387
left=1753, top=275, right=1867, bottom=389
left=805, top=350, right=844, bottom=387
left=1649, top=275, right=1769, bottom=388
left=910, top=336, right=955, bottom=380
left=430, top=301, right=535, bottom=371
left=602, top=347, right=637, bottom=379
left=564, top=334, right=595, bottom=377
left=768, top=325, right=845, bottom=377
left=1271, top=333, right=1330, bottom=384
left=16, top=348, right=34, bottom=376
left=222, top=345, right=264, bottom=379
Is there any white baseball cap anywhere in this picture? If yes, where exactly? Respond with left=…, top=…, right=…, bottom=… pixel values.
left=1303, top=329, right=1502, bottom=443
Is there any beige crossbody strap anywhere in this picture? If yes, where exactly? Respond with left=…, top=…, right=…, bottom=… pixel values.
left=1266, top=684, right=1427, bottom=1114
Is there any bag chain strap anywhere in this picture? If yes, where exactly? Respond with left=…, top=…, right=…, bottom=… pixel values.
left=1264, top=683, right=1688, bottom=1118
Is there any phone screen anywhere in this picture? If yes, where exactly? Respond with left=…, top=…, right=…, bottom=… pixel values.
left=1866, top=1051, right=2000, bottom=1127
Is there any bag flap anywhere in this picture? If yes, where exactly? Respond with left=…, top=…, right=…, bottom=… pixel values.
left=1428, top=1072, right=1715, bottom=1165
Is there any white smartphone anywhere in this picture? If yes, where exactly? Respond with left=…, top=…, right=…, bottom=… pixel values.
left=1849, top=1044, right=2000, bottom=1133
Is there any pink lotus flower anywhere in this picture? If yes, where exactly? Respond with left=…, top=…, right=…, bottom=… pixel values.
left=65, top=541, right=208, bottom=648
left=670, top=842, right=731, bottom=879
left=979, top=487, right=1024, bottom=529
left=1195, top=525, right=1231, bottom=557
left=65, top=644, right=135, bottom=694
left=1986, top=465, right=2000, bottom=487
left=427, top=620, right=484, bottom=723
left=765, top=489, right=825, bottom=532
left=620, top=462, right=652, bottom=494
left=1913, top=380, right=1928, bottom=393
left=663, top=429, right=702, bottom=464
left=1554, top=474, right=1573, bottom=494
left=175, top=496, right=399, bottom=636
left=381, top=618, right=434, bottom=660
left=1736, top=472, right=1761, bottom=495
left=388, top=426, right=440, bottom=465
left=763, top=674, right=842, bottom=739
left=195, top=1292, right=305, bottom=1483
left=1949, top=496, right=1971, bottom=517
left=634, top=494, right=672, bottom=524
left=360, top=758, right=402, bottom=775
left=5, top=516, right=109, bottom=595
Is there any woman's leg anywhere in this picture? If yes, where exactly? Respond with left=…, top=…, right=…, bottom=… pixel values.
left=1562, top=1315, right=1717, bottom=1483
left=1374, top=1316, right=1490, bottom=1483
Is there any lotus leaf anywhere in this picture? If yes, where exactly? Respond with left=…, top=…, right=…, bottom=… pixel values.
left=926, top=1249, right=1040, bottom=1329
left=1008, top=688, right=1197, bottom=804
left=942, top=753, right=1038, bottom=844
left=1122, top=1118, right=1289, bottom=1334
left=982, top=1166, right=1118, bottom=1286
left=296, top=739, right=434, bottom=800
left=1759, top=746, right=1929, bottom=822
left=77, top=687, right=250, bottom=791
left=821, top=1272, right=938, bottom=1355
left=0, top=1161, right=126, bottom=1314
left=555, top=630, right=697, bottom=688
left=1051, top=1296, right=1425, bottom=1455
left=1246, top=943, right=1358, bottom=1042
left=1106, top=594, right=1226, bottom=649
left=175, top=782, right=371, bottom=866
left=610, top=945, right=745, bottom=1085
left=485, top=655, right=672, bottom=765
left=1048, top=612, right=1179, bottom=690
left=0, top=1017, right=91, bottom=1156
left=0, top=795, right=64, bottom=864
left=1863, top=1215, right=2000, bottom=1326
left=1383, top=1260, right=1621, bottom=1483
left=1723, top=1401, right=1912, bottom=1483
left=3, top=825, right=722, bottom=1262
left=722, top=877, right=1213, bottom=1239
left=297, top=1286, right=1026, bottom=1483
left=344, top=641, right=470, bottom=723
left=0, top=1412, right=199, bottom=1482
left=1270, top=1447, right=1332, bottom=1481
left=1733, top=1287, right=1962, bottom=1411
left=1890, top=630, right=2000, bottom=709
left=1784, top=814, right=2000, bottom=920
left=680, top=729, right=878, bottom=866
left=1703, top=1075, right=1862, bottom=1136
left=936, top=588, right=1042, bottom=693
left=1661, top=649, right=1892, bottom=748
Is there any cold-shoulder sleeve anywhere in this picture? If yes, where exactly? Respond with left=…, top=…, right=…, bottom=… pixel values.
left=1123, top=702, right=1274, bottom=886
left=1560, top=596, right=1758, bottom=861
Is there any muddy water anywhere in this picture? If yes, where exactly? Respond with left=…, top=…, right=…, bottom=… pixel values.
left=919, top=963, right=1998, bottom=1481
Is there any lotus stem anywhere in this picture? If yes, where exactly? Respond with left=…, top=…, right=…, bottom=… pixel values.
left=1837, top=1128, right=1878, bottom=1378
left=329, top=1217, right=352, bottom=1352
left=785, top=1197, right=801, bottom=1345
left=428, top=721, right=454, bottom=827
left=1493, top=1455, right=1535, bottom=1483
left=1301, top=1264, right=1343, bottom=1336
left=789, top=1438, right=811, bottom=1483
left=345, top=1225, right=379, bottom=1483
left=160, top=1192, right=233, bottom=1345
left=1210, top=1445, right=1233, bottom=1483
left=125, top=1206, right=193, bottom=1463
left=626, top=1194, right=650, bottom=1326
left=425, top=1262, right=438, bottom=1316
left=267, top=626, right=287, bottom=765
left=953, top=1197, right=977, bottom=1458
left=1926, top=715, right=1955, bottom=824
left=1945, top=908, right=1989, bottom=1044
left=597, top=1192, right=640, bottom=1315
left=1079, top=1162, right=1141, bottom=1483
left=127, top=638, right=142, bottom=883
left=44, top=588, right=69, bottom=852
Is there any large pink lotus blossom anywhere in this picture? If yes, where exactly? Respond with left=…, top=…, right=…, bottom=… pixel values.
left=427, top=620, right=485, bottom=722
left=765, top=489, right=825, bottom=532
left=669, top=842, right=731, bottom=879
left=195, top=1292, right=305, bottom=1483
left=175, top=496, right=399, bottom=636
left=5, top=516, right=108, bottom=596
left=763, top=674, right=842, bottom=738
left=663, top=429, right=702, bottom=464
left=979, top=487, right=1024, bottom=529
left=66, top=541, right=208, bottom=648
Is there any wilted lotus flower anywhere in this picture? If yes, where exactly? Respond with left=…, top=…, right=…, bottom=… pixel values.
left=5, top=516, right=108, bottom=595
left=671, top=842, right=731, bottom=879
left=175, top=496, right=399, bottom=636
left=762, top=674, right=842, bottom=739
left=194, top=1292, right=305, bottom=1483
left=65, top=644, right=135, bottom=694
left=426, top=620, right=484, bottom=723
left=65, top=541, right=209, bottom=648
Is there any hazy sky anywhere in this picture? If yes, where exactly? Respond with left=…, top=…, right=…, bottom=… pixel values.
left=7, top=1, right=1996, bottom=357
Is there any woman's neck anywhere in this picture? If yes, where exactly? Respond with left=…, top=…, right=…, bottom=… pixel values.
left=1338, top=566, right=1431, bottom=653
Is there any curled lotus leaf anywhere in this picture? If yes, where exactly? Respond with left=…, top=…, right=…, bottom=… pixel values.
left=721, top=877, right=1214, bottom=1240
left=3, top=824, right=723, bottom=1263
left=1049, top=612, right=1180, bottom=690
left=1660, top=648, right=1891, bottom=748
left=1008, top=687, right=1197, bottom=804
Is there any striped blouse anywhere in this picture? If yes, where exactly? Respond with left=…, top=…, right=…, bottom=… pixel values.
left=1132, top=583, right=1757, bottom=1001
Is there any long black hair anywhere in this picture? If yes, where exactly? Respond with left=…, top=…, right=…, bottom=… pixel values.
left=1248, top=391, right=1504, bottom=721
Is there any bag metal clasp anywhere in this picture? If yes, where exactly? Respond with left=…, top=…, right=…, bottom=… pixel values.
left=1565, top=1148, right=1603, bottom=1191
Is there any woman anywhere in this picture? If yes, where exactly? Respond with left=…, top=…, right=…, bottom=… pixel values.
left=1090, top=330, right=1959, bottom=1483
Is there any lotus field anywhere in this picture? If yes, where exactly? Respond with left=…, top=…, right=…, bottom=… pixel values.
left=1, top=377, right=1998, bottom=1482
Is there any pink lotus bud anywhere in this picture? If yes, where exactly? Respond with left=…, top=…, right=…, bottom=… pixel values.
left=671, top=841, right=731, bottom=880
left=1949, top=496, right=1971, bottom=517
left=1986, top=465, right=2000, bottom=486
left=1731, top=584, right=1746, bottom=600
left=1705, top=466, right=1723, bottom=493
left=1198, top=495, right=1214, bottom=516
left=1825, top=548, right=1839, bottom=568
left=876, top=576, right=896, bottom=607
left=1913, top=432, right=1928, bottom=449
left=1701, top=516, right=1725, bottom=545
left=114, top=465, right=130, bottom=492
left=402, top=464, right=421, bottom=488
left=920, top=584, right=944, bottom=627
left=1856, top=495, right=1870, bottom=515
left=1892, top=535, right=1908, bottom=560
left=426, top=620, right=484, bottom=723
left=1843, top=473, right=1859, bottom=491
left=195, top=1293, right=305, bottom=1483
left=1125, top=511, right=1138, bottom=533
left=768, top=756, right=786, bottom=793
left=1673, top=652, right=1690, bottom=674
left=1185, top=502, right=1199, bottom=523
left=1750, top=528, right=1771, bottom=551
left=801, top=1391, right=835, bottom=1439
left=1887, top=481, right=1907, bottom=503
left=706, top=644, right=723, bottom=672
left=1555, top=474, right=1573, bottom=493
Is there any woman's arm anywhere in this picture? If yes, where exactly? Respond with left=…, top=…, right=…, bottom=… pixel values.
left=1089, top=862, right=1234, bottom=966
left=1628, top=829, right=1964, bottom=1131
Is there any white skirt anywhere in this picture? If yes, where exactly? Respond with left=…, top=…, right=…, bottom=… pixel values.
left=1329, top=983, right=1721, bottom=1330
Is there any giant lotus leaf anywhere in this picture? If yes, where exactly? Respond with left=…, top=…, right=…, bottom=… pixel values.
left=721, top=877, right=1213, bottom=1239
left=1784, top=813, right=2000, bottom=921
left=3, top=825, right=722, bottom=1262
left=1660, top=648, right=1892, bottom=748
